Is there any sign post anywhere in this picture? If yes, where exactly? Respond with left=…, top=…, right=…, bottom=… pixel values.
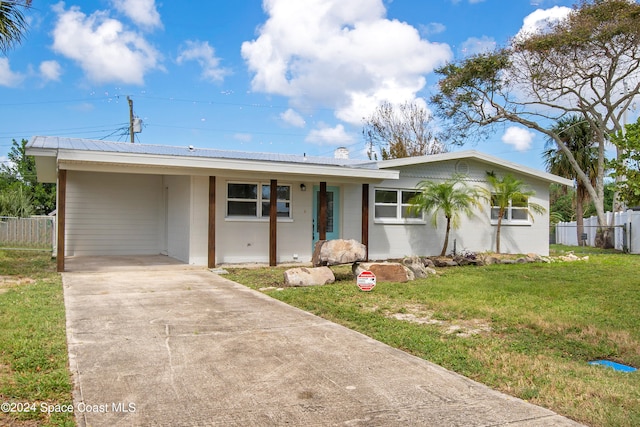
left=357, top=270, right=376, bottom=292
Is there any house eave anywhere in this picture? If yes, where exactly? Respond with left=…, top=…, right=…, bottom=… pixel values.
left=55, top=149, right=399, bottom=181
left=377, top=150, right=574, bottom=187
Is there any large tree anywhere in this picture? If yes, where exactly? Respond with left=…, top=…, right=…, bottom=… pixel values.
left=1, top=139, right=56, bottom=215
left=363, top=100, right=447, bottom=160
left=409, top=175, right=482, bottom=256
left=610, top=117, right=640, bottom=207
left=431, top=0, right=640, bottom=242
left=543, top=115, right=598, bottom=245
left=0, top=0, right=32, bottom=53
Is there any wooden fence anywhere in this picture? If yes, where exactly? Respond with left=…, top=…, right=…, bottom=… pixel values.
left=0, top=216, right=54, bottom=250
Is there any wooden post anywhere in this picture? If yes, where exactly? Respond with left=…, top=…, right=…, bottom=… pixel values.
left=362, top=183, right=369, bottom=261
left=208, top=176, right=216, bottom=268
left=57, top=169, right=67, bottom=272
left=319, top=182, right=327, bottom=241
left=269, top=179, right=277, bottom=266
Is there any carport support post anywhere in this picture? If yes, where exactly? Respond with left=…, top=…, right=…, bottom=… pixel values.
left=57, top=169, right=67, bottom=272
left=208, top=176, right=216, bottom=268
left=269, top=179, right=277, bottom=266
left=362, top=183, right=369, bottom=261
left=319, top=182, right=327, bottom=241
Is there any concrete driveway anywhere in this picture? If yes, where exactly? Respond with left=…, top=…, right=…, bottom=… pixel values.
left=62, top=256, right=583, bottom=426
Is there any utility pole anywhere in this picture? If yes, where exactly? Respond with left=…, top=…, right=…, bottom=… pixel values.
left=127, top=96, right=134, bottom=143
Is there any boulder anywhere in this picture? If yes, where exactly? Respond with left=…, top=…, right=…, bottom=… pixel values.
left=433, top=258, right=459, bottom=267
left=402, top=256, right=431, bottom=278
left=283, top=267, right=335, bottom=287
left=353, top=262, right=414, bottom=283
left=422, top=258, right=435, bottom=268
left=313, top=239, right=367, bottom=266
left=479, top=255, right=499, bottom=266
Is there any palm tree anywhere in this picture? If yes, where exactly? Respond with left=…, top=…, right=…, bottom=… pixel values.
left=410, top=174, right=482, bottom=256
left=483, top=172, right=546, bottom=254
left=543, top=115, right=597, bottom=246
left=0, top=1, right=32, bottom=53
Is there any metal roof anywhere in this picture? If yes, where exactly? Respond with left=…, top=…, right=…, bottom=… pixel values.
left=27, top=136, right=378, bottom=169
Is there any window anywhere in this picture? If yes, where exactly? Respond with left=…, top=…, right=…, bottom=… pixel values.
left=374, top=189, right=423, bottom=223
left=227, top=183, right=291, bottom=219
left=490, top=194, right=530, bottom=224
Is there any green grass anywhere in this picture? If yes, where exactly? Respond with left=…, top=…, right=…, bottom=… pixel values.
left=0, top=251, right=74, bottom=427
left=226, top=247, right=640, bottom=427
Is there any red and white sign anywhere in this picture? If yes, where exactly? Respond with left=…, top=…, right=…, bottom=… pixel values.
left=357, top=270, right=376, bottom=291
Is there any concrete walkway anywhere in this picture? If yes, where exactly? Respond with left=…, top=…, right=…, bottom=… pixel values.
left=62, top=257, right=583, bottom=426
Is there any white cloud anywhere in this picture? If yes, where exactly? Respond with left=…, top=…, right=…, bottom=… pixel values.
left=51, top=3, right=162, bottom=85
left=39, top=60, right=62, bottom=81
left=422, top=22, right=446, bottom=35
left=280, top=108, right=306, bottom=128
left=177, top=40, right=229, bottom=83
left=516, top=6, right=571, bottom=40
left=460, top=36, right=496, bottom=56
left=501, top=126, right=535, bottom=152
left=241, top=0, right=452, bottom=126
left=305, top=124, right=354, bottom=145
left=0, top=58, right=24, bottom=87
left=111, top=0, right=162, bottom=30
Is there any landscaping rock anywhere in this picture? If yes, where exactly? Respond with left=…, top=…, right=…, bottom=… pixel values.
left=478, top=254, right=499, bottom=266
left=283, top=267, right=335, bottom=287
left=422, top=258, right=435, bottom=268
left=313, top=239, right=367, bottom=266
left=402, top=256, right=431, bottom=278
left=526, top=253, right=542, bottom=262
left=353, top=262, right=414, bottom=283
left=454, top=257, right=480, bottom=267
left=557, top=253, right=589, bottom=262
left=433, top=258, right=459, bottom=267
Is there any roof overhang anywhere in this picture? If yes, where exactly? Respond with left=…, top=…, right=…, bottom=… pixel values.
left=27, top=145, right=399, bottom=183
left=378, top=150, right=574, bottom=187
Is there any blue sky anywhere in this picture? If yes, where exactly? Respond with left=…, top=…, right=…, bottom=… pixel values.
left=1, top=0, right=594, bottom=171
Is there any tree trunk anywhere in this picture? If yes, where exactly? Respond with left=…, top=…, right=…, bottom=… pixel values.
left=496, top=209, right=504, bottom=254
left=441, top=217, right=451, bottom=257
left=576, top=185, right=585, bottom=246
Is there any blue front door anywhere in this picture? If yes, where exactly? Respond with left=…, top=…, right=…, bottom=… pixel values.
left=312, top=186, right=340, bottom=246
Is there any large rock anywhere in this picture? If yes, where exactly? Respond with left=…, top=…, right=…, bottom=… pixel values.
left=283, top=267, right=335, bottom=287
left=313, top=239, right=367, bottom=266
left=353, top=262, right=414, bottom=283
left=402, top=256, right=432, bottom=279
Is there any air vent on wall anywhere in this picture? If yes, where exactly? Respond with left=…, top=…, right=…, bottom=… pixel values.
left=455, top=160, right=469, bottom=175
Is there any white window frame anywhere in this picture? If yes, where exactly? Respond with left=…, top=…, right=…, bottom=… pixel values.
left=490, top=195, right=532, bottom=226
left=373, top=188, right=425, bottom=224
left=226, top=182, right=293, bottom=221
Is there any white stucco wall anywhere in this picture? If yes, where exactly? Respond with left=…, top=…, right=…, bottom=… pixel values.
left=64, top=171, right=163, bottom=256
left=214, top=176, right=313, bottom=264
left=366, top=160, right=551, bottom=258
left=188, top=176, right=209, bottom=265
left=164, top=175, right=191, bottom=263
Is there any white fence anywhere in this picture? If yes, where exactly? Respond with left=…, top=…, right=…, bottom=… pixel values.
left=0, top=216, right=55, bottom=250
left=555, top=210, right=640, bottom=253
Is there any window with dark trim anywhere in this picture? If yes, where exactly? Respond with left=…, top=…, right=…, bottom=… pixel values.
left=227, top=183, right=291, bottom=218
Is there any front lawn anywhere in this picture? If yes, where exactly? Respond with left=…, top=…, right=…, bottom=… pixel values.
left=0, top=251, right=74, bottom=427
left=226, top=248, right=640, bottom=427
